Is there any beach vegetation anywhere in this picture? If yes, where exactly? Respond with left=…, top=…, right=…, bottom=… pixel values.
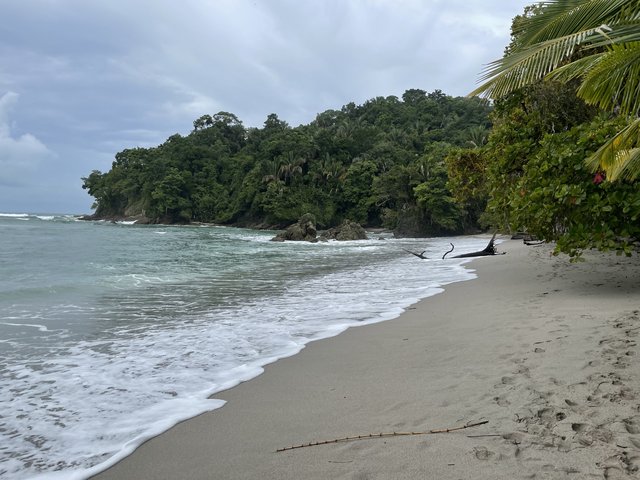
left=471, top=0, right=640, bottom=182
left=464, top=0, right=640, bottom=257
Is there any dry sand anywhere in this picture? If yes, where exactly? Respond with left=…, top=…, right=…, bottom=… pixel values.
left=92, top=240, right=640, bottom=479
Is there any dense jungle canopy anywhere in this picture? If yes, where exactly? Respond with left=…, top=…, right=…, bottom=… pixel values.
left=84, top=0, right=640, bottom=256
left=82, top=90, right=492, bottom=237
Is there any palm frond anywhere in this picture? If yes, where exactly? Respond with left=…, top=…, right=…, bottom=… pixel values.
left=470, top=28, right=603, bottom=98
left=583, top=22, right=640, bottom=48
left=471, top=1, right=640, bottom=100
left=586, top=117, right=640, bottom=180
left=546, top=51, right=605, bottom=82
left=471, top=0, right=640, bottom=181
left=577, top=42, right=640, bottom=115
left=518, top=0, right=634, bottom=46
left=609, top=147, right=640, bottom=180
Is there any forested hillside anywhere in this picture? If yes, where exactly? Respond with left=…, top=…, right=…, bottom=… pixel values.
left=84, top=1, right=640, bottom=256
left=82, top=89, right=491, bottom=236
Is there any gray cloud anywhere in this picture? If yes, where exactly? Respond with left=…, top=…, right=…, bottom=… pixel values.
left=0, top=92, right=54, bottom=187
left=0, top=0, right=532, bottom=213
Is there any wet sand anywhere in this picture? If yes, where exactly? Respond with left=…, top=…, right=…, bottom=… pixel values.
left=93, top=240, right=640, bottom=479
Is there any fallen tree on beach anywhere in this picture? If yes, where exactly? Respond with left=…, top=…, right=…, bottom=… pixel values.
left=402, top=233, right=505, bottom=261
left=442, top=233, right=504, bottom=259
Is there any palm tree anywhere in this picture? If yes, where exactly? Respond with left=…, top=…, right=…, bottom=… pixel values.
left=261, top=159, right=282, bottom=185
left=470, top=0, right=640, bottom=180
left=277, top=151, right=306, bottom=186
left=465, top=125, right=490, bottom=148
left=313, top=153, right=346, bottom=193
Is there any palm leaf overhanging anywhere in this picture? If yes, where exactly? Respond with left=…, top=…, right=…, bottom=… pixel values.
left=585, top=117, right=640, bottom=180
left=470, top=0, right=640, bottom=180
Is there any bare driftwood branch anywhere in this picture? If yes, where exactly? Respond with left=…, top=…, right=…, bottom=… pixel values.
left=402, top=248, right=428, bottom=260
left=443, top=233, right=505, bottom=259
left=275, top=420, right=489, bottom=452
left=442, top=243, right=454, bottom=260
left=513, top=232, right=544, bottom=246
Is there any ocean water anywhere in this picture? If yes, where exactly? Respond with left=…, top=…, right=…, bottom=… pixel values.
left=0, top=213, right=488, bottom=479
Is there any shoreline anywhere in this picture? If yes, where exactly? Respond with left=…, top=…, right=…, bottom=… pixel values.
left=93, top=240, right=640, bottom=479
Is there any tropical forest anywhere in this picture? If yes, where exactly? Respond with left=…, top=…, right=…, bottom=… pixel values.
left=83, top=0, right=640, bottom=257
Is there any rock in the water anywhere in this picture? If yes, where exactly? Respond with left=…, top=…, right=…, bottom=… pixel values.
left=320, top=220, right=367, bottom=241
left=271, top=213, right=318, bottom=242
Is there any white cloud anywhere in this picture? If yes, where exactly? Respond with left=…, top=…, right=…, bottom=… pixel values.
left=0, top=92, right=54, bottom=187
left=0, top=0, right=533, bottom=211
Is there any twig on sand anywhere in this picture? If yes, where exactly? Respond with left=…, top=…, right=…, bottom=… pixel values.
left=275, top=420, right=489, bottom=452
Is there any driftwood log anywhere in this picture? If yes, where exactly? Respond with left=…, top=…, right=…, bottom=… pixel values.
left=442, top=233, right=504, bottom=259
left=402, top=248, right=428, bottom=260
left=524, top=239, right=545, bottom=246
left=402, top=233, right=505, bottom=261
left=512, top=232, right=544, bottom=246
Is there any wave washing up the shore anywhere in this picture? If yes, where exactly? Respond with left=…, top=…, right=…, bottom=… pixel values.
left=0, top=213, right=492, bottom=480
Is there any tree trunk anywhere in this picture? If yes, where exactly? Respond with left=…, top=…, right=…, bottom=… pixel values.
left=443, top=232, right=503, bottom=259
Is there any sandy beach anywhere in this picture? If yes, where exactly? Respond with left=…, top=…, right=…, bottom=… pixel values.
left=92, top=239, right=640, bottom=479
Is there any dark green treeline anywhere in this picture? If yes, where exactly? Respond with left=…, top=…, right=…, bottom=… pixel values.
left=82, top=89, right=492, bottom=236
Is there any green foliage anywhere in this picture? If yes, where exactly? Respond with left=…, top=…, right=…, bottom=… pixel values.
left=507, top=116, right=639, bottom=257
left=150, top=168, right=193, bottom=223
left=480, top=80, right=598, bottom=231
left=467, top=3, right=639, bottom=257
left=475, top=75, right=639, bottom=257
left=471, top=0, right=640, bottom=181
left=445, top=147, right=488, bottom=230
left=83, top=93, right=492, bottom=234
left=342, top=159, right=380, bottom=225
left=412, top=144, right=463, bottom=234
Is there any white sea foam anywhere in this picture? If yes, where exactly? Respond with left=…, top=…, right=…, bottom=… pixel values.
left=0, top=322, right=50, bottom=331
left=0, top=212, right=80, bottom=222
left=0, top=212, right=29, bottom=217
left=0, top=223, right=491, bottom=480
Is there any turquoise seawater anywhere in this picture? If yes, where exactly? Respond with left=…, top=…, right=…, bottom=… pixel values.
left=0, top=213, right=487, bottom=479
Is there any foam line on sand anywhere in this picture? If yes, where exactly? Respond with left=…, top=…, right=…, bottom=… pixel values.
left=93, top=240, right=640, bottom=479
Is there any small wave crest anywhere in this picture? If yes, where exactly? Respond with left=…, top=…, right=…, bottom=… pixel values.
left=0, top=322, right=50, bottom=332
left=0, top=213, right=81, bottom=222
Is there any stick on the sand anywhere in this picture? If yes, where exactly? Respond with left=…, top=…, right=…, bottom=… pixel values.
left=275, top=420, right=489, bottom=452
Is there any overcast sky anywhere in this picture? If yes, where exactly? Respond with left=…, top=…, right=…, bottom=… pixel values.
left=0, top=0, right=532, bottom=214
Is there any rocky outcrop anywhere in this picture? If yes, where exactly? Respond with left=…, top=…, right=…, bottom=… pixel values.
left=271, top=213, right=318, bottom=242
left=271, top=215, right=368, bottom=242
left=319, top=219, right=367, bottom=241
